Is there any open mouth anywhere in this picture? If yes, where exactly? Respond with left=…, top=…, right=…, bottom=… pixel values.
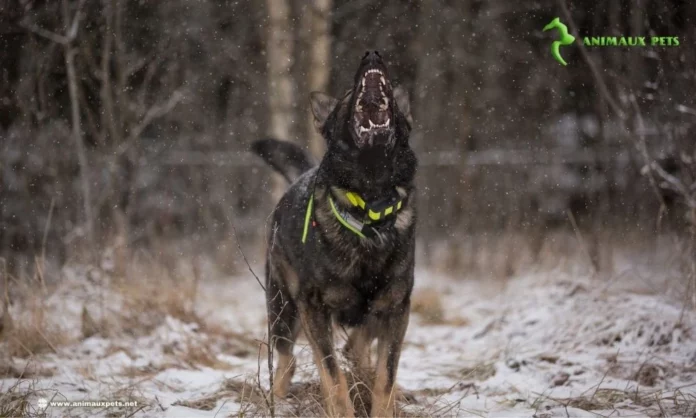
left=353, top=67, right=392, bottom=147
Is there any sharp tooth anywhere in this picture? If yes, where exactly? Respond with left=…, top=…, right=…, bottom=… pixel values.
left=369, top=120, right=375, bottom=128
left=380, top=76, right=386, bottom=85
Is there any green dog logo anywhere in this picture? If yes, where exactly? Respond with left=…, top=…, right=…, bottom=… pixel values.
left=543, top=17, right=575, bottom=66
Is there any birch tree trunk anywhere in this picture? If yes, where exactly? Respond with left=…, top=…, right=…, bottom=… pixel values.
left=304, top=0, right=332, bottom=159
left=413, top=0, right=447, bottom=248
left=65, top=47, right=94, bottom=252
left=62, top=0, right=95, bottom=254
left=265, top=0, right=296, bottom=200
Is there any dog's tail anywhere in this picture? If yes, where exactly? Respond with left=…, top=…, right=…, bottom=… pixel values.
left=251, top=138, right=315, bottom=184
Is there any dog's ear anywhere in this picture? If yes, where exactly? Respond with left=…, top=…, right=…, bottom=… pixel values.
left=310, top=92, right=339, bottom=131
left=394, top=86, right=412, bottom=125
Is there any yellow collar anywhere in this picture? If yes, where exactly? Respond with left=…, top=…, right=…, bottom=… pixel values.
left=302, top=188, right=405, bottom=242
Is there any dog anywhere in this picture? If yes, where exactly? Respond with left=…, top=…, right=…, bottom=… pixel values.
left=251, top=51, right=417, bottom=417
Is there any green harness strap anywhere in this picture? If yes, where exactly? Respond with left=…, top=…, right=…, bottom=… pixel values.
left=301, top=193, right=314, bottom=244
left=328, top=195, right=366, bottom=238
left=301, top=189, right=405, bottom=244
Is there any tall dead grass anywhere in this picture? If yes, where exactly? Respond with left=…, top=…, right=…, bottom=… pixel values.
left=0, top=259, right=68, bottom=359
left=429, top=226, right=692, bottom=294
left=0, top=239, right=253, bottom=371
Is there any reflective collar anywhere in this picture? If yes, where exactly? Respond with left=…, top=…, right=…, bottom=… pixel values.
left=301, top=188, right=405, bottom=243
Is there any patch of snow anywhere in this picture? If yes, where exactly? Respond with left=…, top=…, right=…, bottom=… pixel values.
left=2, top=265, right=695, bottom=417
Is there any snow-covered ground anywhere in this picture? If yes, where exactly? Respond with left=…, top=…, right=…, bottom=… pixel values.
left=2, top=262, right=695, bottom=417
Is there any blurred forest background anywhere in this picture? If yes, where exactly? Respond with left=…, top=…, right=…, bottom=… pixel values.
left=1, top=0, right=695, bottom=280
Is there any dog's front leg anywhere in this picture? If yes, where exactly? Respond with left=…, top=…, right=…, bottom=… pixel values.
left=298, top=302, right=354, bottom=418
left=370, top=306, right=409, bottom=418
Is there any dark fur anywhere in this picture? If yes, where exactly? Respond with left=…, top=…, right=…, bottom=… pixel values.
left=252, top=51, right=417, bottom=417
left=251, top=138, right=314, bottom=183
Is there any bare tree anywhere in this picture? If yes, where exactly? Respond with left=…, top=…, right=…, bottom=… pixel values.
left=4, top=0, right=695, bottom=274
left=265, top=0, right=297, bottom=200
left=22, top=0, right=95, bottom=253
left=303, top=0, right=333, bottom=159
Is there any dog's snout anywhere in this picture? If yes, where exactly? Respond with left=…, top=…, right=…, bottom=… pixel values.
left=362, top=50, right=382, bottom=64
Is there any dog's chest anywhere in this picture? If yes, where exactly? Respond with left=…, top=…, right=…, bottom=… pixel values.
left=324, top=235, right=395, bottom=280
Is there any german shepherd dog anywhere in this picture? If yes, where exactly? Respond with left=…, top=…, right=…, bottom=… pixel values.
left=252, top=51, right=417, bottom=417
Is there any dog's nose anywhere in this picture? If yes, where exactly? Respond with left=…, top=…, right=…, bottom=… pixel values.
left=362, top=50, right=382, bottom=63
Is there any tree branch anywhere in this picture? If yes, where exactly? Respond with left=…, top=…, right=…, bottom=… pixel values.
left=126, top=89, right=185, bottom=143
left=557, top=0, right=626, bottom=121
left=20, top=22, right=68, bottom=44
left=558, top=0, right=673, bottom=225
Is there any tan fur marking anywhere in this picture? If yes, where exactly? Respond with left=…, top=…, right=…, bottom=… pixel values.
left=314, top=354, right=353, bottom=418
left=273, top=352, right=296, bottom=398
left=394, top=207, right=413, bottom=232
left=344, top=326, right=374, bottom=370
left=281, top=259, right=300, bottom=298
left=299, top=305, right=355, bottom=417
left=269, top=251, right=300, bottom=298
left=371, top=340, right=397, bottom=417
left=371, top=310, right=410, bottom=417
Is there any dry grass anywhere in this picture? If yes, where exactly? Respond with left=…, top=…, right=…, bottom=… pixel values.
left=432, top=230, right=543, bottom=280
left=430, top=228, right=691, bottom=285
left=175, top=337, right=236, bottom=371
left=170, top=362, right=435, bottom=418
left=0, top=258, right=71, bottom=358
left=106, top=255, right=256, bottom=371
left=113, top=273, right=201, bottom=337
left=198, top=321, right=257, bottom=358
left=529, top=382, right=696, bottom=417
left=0, top=292, right=69, bottom=359
left=0, top=231, right=692, bottom=417
left=451, top=362, right=497, bottom=382
left=411, top=289, right=445, bottom=324
left=120, top=361, right=180, bottom=379
left=411, top=289, right=470, bottom=326
left=561, top=388, right=633, bottom=410
left=171, top=366, right=695, bottom=418
left=0, top=377, right=48, bottom=418
left=1, top=242, right=262, bottom=399
left=0, top=378, right=32, bottom=417
left=0, top=358, right=54, bottom=380
left=172, top=377, right=268, bottom=415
